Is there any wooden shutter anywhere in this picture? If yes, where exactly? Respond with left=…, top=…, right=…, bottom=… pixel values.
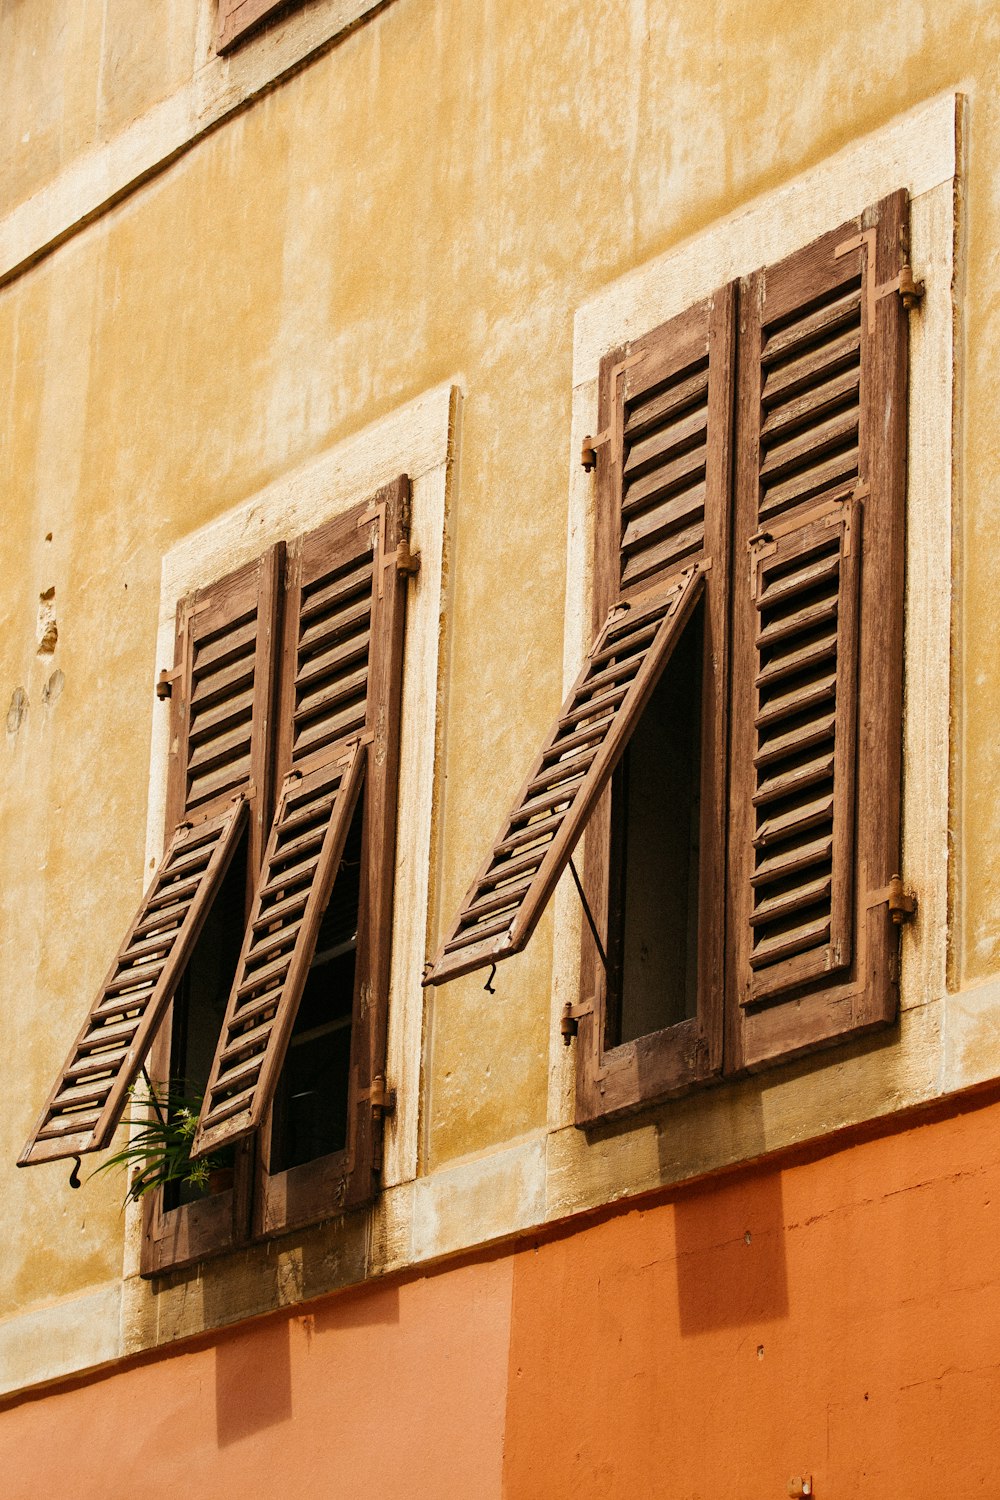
left=190, top=746, right=364, bottom=1157
left=19, top=799, right=248, bottom=1166
left=215, top=0, right=295, bottom=52
left=20, top=547, right=281, bottom=1170
left=593, top=289, right=733, bottom=609
left=194, top=478, right=410, bottom=1208
left=727, top=191, right=909, bottom=1070
left=424, top=565, right=707, bottom=988
left=169, top=545, right=283, bottom=875
left=573, top=286, right=735, bottom=1116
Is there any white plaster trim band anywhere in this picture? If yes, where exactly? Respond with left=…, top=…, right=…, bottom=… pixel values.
left=0, top=0, right=388, bottom=289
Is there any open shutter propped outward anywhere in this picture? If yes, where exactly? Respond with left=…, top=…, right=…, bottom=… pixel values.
left=727, top=191, right=909, bottom=1070
left=22, top=548, right=281, bottom=1172
left=424, top=565, right=707, bottom=988
left=190, top=747, right=364, bottom=1159
left=19, top=799, right=247, bottom=1166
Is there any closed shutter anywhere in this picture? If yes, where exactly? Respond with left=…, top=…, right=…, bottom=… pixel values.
left=193, top=478, right=411, bottom=1206
left=169, top=545, right=283, bottom=874
left=727, top=191, right=909, bottom=1069
left=424, top=565, right=707, bottom=988
left=19, top=547, right=281, bottom=1168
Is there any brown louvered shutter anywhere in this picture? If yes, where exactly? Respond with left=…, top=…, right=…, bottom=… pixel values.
left=215, top=0, right=295, bottom=52
left=169, top=546, right=283, bottom=875
left=18, top=801, right=248, bottom=1166
left=574, top=286, right=735, bottom=1114
left=193, top=479, right=410, bottom=1210
left=727, top=191, right=909, bottom=1070
left=190, top=746, right=364, bottom=1157
left=424, top=565, right=707, bottom=987
left=20, top=548, right=281, bottom=1169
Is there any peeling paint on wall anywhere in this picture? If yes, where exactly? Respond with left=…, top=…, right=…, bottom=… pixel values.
left=6, top=687, right=28, bottom=737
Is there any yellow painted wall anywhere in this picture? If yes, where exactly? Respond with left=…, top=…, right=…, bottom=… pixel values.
left=2, top=0, right=1000, bottom=1390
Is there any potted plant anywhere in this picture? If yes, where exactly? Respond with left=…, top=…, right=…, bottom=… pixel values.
left=93, top=1081, right=232, bottom=1205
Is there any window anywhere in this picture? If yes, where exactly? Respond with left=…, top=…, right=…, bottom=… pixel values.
left=425, top=193, right=912, bottom=1124
left=19, top=477, right=415, bottom=1273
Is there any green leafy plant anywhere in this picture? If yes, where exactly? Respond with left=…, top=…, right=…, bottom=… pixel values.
left=92, top=1082, right=226, bottom=1205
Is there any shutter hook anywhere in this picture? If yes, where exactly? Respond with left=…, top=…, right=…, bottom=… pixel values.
left=68, top=1155, right=82, bottom=1190
left=484, top=963, right=497, bottom=995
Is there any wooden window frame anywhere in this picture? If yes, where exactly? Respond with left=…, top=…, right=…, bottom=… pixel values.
left=573, top=287, right=736, bottom=1125
left=141, top=483, right=410, bottom=1276
left=571, top=194, right=909, bottom=1123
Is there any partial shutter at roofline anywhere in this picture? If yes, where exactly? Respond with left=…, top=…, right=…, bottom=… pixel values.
left=18, top=798, right=248, bottom=1167
left=423, top=563, right=708, bottom=988
left=190, top=745, right=365, bottom=1158
left=727, top=190, right=909, bottom=1069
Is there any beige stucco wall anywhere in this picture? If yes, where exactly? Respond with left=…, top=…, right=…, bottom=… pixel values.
left=2, top=0, right=1000, bottom=1395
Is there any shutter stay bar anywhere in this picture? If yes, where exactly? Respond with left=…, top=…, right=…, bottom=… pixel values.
left=568, top=856, right=609, bottom=975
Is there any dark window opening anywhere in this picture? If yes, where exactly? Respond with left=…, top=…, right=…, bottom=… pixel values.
left=605, top=599, right=704, bottom=1047
left=166, top=828, right=248, bottom=1207
left=269, top=792, right=364, bottom=1174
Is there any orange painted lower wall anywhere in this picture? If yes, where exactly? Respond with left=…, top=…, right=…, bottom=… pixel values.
left=6, top=1097, right=1000, bottom=1499
left=504, top=1097, right=1000, bottom=1498
left=3, top=1257, right=513, bottom=1500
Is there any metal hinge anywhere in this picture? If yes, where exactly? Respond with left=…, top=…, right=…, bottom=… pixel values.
left=359, top=1075, right=397, bottom=1119
left=581, top=349, right=647, bottom=470
left=156, top=664, right=182, bottom=700
left=867, top=874, right=917, bottom=925
left=560, top=999, right=594, bottom=1046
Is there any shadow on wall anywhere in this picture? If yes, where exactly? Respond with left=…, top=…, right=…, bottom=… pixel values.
left=213, top=1279, right=404, bottom=1447
left=672, top=1118, right=790, bottom=1335
left=215, top=1315, right=293, bottom=1447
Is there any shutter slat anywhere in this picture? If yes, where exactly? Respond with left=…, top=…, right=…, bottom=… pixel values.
left=19, top=798, right=248, bottom=1166
left=424, top=567, right=706, bottom=986
left=623, top=364, right=709, bottom=439
left=190, top=746, right=365, bottom=1159
left=743, top=502, right=860, bottom=1003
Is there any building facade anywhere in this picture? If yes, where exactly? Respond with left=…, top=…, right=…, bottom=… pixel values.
left=2, top=2, right=999, bottom=1495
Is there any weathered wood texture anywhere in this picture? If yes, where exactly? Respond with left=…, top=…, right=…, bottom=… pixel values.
left=191, top=746, right=364, bottom=1158
left=18, top=800, right=248, bottom=1167
left=425, top=566, right=706, bottom=988
left=576, top=286, right=735, bottom=1122
left=216, top=0, right=300, bottom=53
left=727, top=191, right=909, bottom=1070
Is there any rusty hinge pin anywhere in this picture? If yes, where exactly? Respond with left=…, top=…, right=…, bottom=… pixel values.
left=367, top=1075, right=397, bottom=1120
left=560, top=1002, right=578, bottom=1046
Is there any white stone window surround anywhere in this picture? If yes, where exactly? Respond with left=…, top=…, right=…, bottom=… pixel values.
left=120, top=379, right=461, bottom=1280
left=547, top=91, right=963, bottom=1143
